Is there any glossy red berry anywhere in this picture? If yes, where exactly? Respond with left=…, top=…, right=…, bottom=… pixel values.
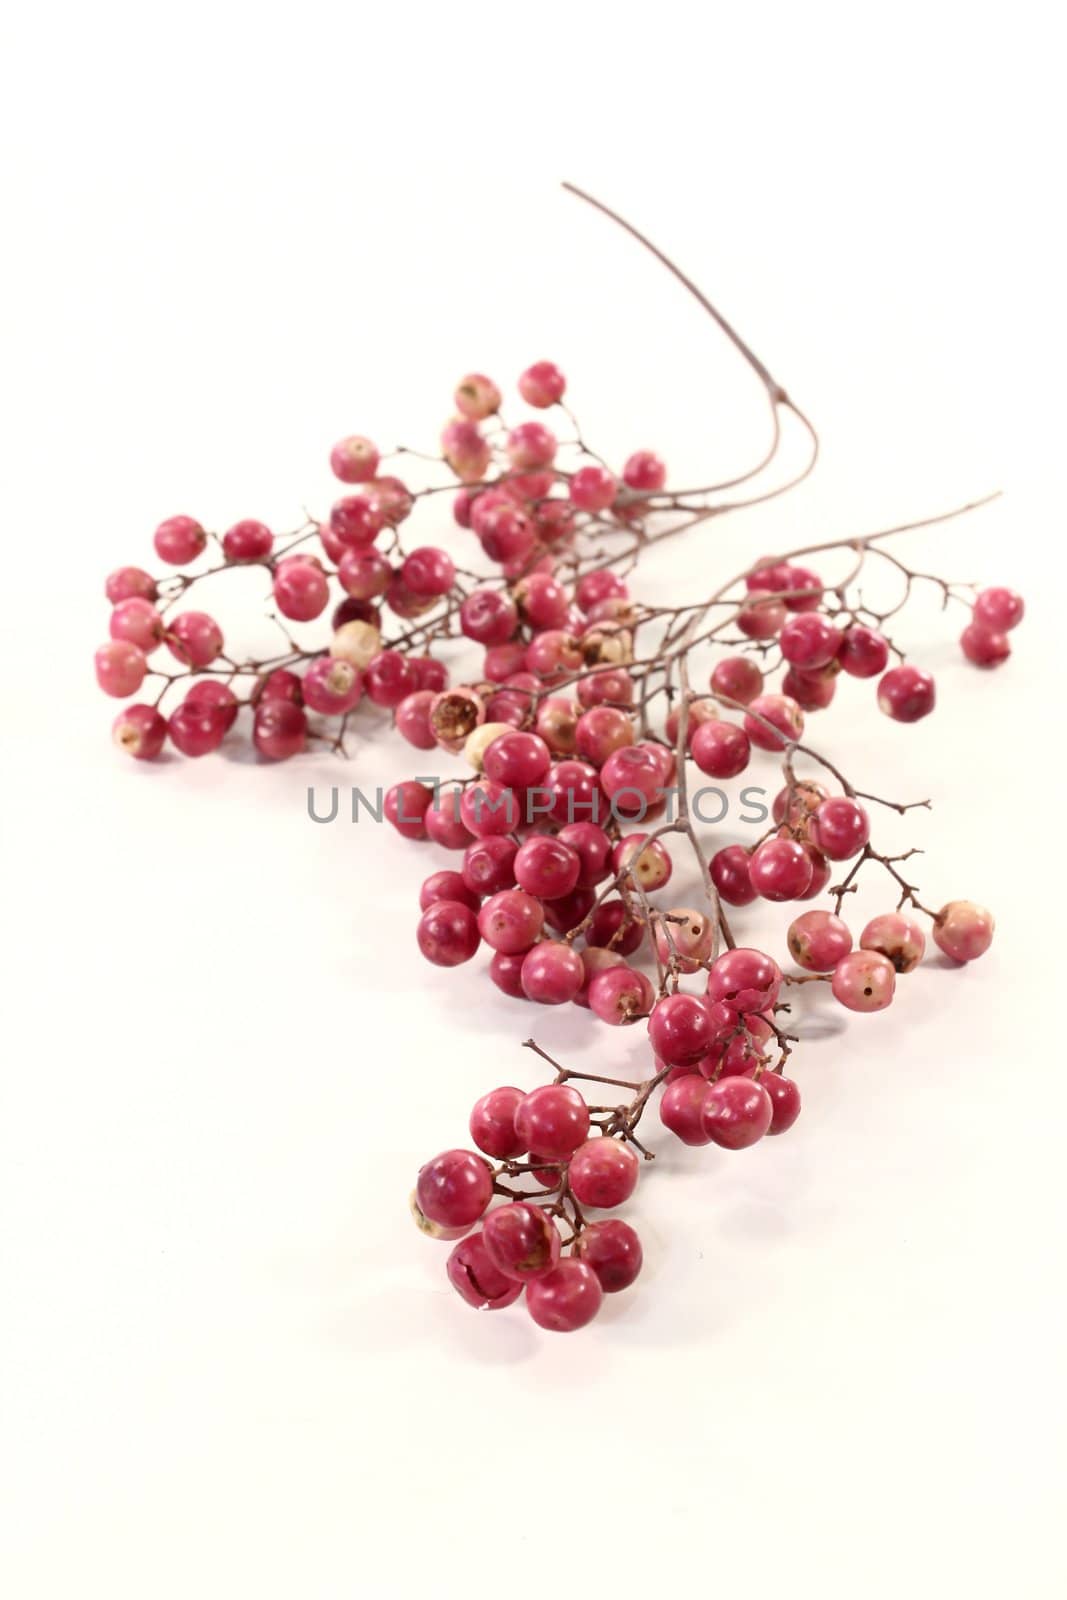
left=520, top=941, right=584, bottom=1005
left=710, top=655, right=762, bottom=705
left=273, top=560, right=329, bottom=622
left=518, top=361, right=566, bottom=408
left=420, top=870, right=480, bottom=915
left=469, top=1086, right=526, bottom=1160
left=574, top=1220, right=643, bottom=1292
left=222, top=519, right=273, bottom=561
left=153, top=515, right=206, bottom=565
left=587, top=965, right=654, bottom=1025
left=659, top=1076, right=712, bottom=1145
left=690, top=719, right=751, bottom=779
left=711, top=845, right=757, bottom=906
left=779, top=612, right=843, bottom=670
left=525, top=1259, right=602, bottom=1331
left=961, top=622, right=1010, bottom=667
left=648, top=993, right=715, bottom=1067
left=748, top=837, right=814, bottom=901
left=811, top=797, right=870, bottom=860
left=838, top=625, right=889, bottom=678
left=764, top=1074, right=802, bottom=1135
left=514, top=1084, right=590, bottom=1161
left=568, top=1138, right=639, bottom=1208
left=478, top=889, right=545, bottom=954
left=385, top=781, right=433, bottom=840
left=416, top=900, right=481, bottom=966
left=252, top=699, right=307, bottom=760
left=512, top=836, right=580, bottom=901
left=973, top=587, right=1024, bottom=631
left=403, top=546, right=456, bottom=598
left=416, top=1149, right=492, bottom=1231
left=622, top=450, right=666, bottom=491
left=877, top=664, right=935, bottom=722
left=482, top=1202, right=562, bottom=1283
left=702, top=1077, right=773, bottom=1149
left=570, top=465, right=617, bottom=512
left=707, top=947, right=781, bottom=1013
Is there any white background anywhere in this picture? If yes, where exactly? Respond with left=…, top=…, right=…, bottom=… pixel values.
left=2, top=4, right=1065, bottom=1596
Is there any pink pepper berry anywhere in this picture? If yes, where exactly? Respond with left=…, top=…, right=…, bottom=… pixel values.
left=95, top=640, right=146, bottom=698
left=469, top=1086, right=526, bottom=1160
left=153, top=515, right=206, bottom=565
left=877, top=664, right=935, bottom=723
left=931, top=901, right=994, bottom=963
left=111, top=703, right=167, bottom=760
left=446, top=1233, right=523, bottom=1310
left=860, top=912, right=925, bottom=973
left=575, top=1219, right=643, bottom=1292
left=831, top=950, right=896, bottom=1012
left=416, top=900, right=481, bottom=966
left=165, top=611, right=224, bottom=669
left=788, top=910, right=854, bottom=971
left=702, top=1077, right=773, bottom=1149
left=222, top=519, right=274, bottom=561
left=252, top=699, right=307, bottom=760
left=416, top=1149, right=492, bottom=1231
left=329, top=435, right=379, bottom=484
left=525, top=1259, right=603, bottom=1331
left=515, top=1084, right=590, bottom=1161
left=518, top=361, right=566, bottom=408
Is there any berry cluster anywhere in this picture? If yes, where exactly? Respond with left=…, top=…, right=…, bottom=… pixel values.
left=96, top=184, right=1020, bottom=1334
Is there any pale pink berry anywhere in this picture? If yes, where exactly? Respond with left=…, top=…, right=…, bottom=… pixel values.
left=302, top=657, right=363, bottom=715
left=110, top=597, right=164, bottom=653
left=858, top=912, right=925, bottom=973
left=453, top=373, right=502, bottom=421
left=652, top=907, right=715, bottom=973
left=106, top=566, right=157, bottom=604
left=787, top=910, right=853, bottom=971
left=112, top=703, right=166, bottom=759
left=335, top=549, right=388, bottom=600
left=507, top=421, right=557, bottom=470
left=831, top=950, right=896, bottom=1012
left=743, top=693, right=804, bottom=751
left=518, top=361, right=566, bottom=408
left=932, top=901, right=994, bottom=963
left=569, top=465, right=617, bottom=512
left=613, top=832, right=673, bottom=892
left=441, top=419, right=492, bottom=483
left=329, top=435, right=379, bottom=484
left=95, top=640, right=146, bottom=698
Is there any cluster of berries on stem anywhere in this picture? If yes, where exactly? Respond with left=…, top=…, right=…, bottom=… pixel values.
left=96, top=185, right=1020, bottom=1333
